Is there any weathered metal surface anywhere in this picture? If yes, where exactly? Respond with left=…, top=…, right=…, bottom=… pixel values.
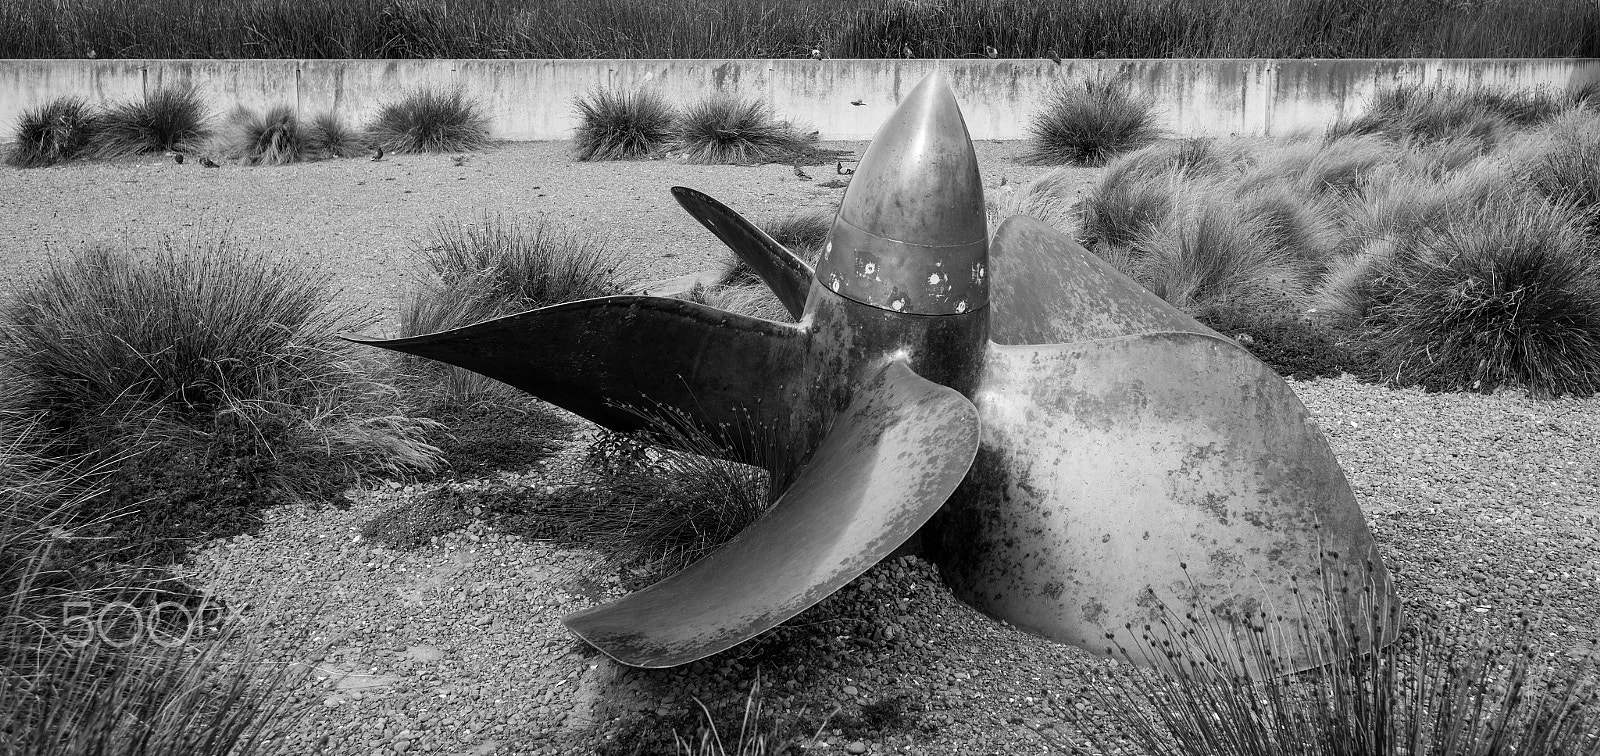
left=344, top=297, right=810, bottom=472
left=350, top=71, right=1398, bottom=673
left=814, top=70, right=989, bottom=316
left=671, top=186, right=815, bottom=320
left=564, top=360, right=980, bottom=668
left=989, top=215, right=1216, bottom=344
left=932, top=331, right=1394, bottom=671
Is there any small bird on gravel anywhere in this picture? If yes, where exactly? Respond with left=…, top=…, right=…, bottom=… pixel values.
left=201, top=156, right=219, bottom=168
left=793, top=163, right=812, bottom=180
left=372, top=145, right=385, bottom=162
left=173, top=153, right=184, bottom=164
left=999, top=175, right=1008, bottom=187
left=1048, top=48, right=1062, bottom=64
left=984, top=44, right=999, bottom=58
left=451, top=155, right=467, bottom=167
left=850, top=99, right=866, bottom=106
left=811, top=48, right=824, bottom=60
left=902, top=43, right=914, bottom=59
left=837, top=161, right=854, bottom=175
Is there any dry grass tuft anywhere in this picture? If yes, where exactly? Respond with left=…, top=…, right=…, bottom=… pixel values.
left=1071, top=566, right=1600, bottom=756
left=305, top=110, right=365, bottom=159
left=1123, top=190, right=1314, bottom=315
left=1359, top=197, right=1600, bottom=397
left=674, top=95, right=815, bottom=166
left=530, top=405, right=773, bottom=584
left=368, top=87, right=491, bottom=154
left=6, top=96, right=101, bottom=168
left=90, top=84, right=209, bottom=158
left=1026, top=78, right=1162, bottom=166
left=572, top=87, right=677, bottom=161
left=0, top=233, right=441, bottom=515
left=216, top=105, right=308, bottom=166
left=400, top=213, right=635, bottom=400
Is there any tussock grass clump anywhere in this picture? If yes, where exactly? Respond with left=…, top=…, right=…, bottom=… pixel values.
left=987, top=167, right=1088, bottom=233
left=404, top=213, right=633, bottom=333
left=90, top=84, right=209, bottom=158
left=305, top=110, right=365, bottom=159
left=1106, top=138, right=1246, bottom=184
left=0, top=409, right=120, bottom=665
left=1026, top=79, right=1162, bottom=166
left=1507, top=110, right=1600, bottom=219
left=216, top=104, right=307, bottom=166
left=1, top=623, right=302, bottom=756
left=1075, top=578, right=1600, bottom=756
left=761, top=211, right=831, bottom=259
left=1242, top=134, right=1397, bottom=198
left=680, top=281, right=794, bottom=322
left=1330, top=85, right=1582, bottom=148
left=0, top=234, right=441, bottom=526
left=6, top=96, right=100, bottom=167
left=572, top=88, right=677, bottom=161
left=401, top=214, right=634, bottom=399
left=367, top=87, right=490, bottom=154
left=533, top=407, right=772, bottom=584
left=1121, top=190, right=1313, bottom=315
left=1046, top=92, right=1600, bottom=394
left=1359, top=198, right=1600, bottom=397
left=1330, top=86, right=1516, bottom=145
left=674, top=95, right=814, bottom=165
left=1240, top=181, right=1342, bottom=263
left=1075, top=168, right=1178, bottom=249
left=1338, top=159, right=1510, bottom=259
left=0, top=403, right=303, bottom=754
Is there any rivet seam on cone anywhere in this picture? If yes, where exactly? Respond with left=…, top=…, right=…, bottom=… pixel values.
left=818, top=215, right=989, bottom=315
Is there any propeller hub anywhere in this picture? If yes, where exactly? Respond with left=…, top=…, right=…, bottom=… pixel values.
left=816, top=70, right=989, bottom=316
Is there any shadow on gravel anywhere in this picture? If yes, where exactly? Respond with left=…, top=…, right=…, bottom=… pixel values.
left=416, top=394, right=578, bottom=478
left=583, top=559, right=946, bottom=755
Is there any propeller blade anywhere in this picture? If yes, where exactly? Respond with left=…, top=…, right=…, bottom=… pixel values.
left=563, top=360, right=981, bottom=668
left=989, top=215, right=1214, bottom=345
left=936, top=332, right=1396, bottom=671
left=672, top=186, right=815, bottom=319
left=344, top=296, right=809, bottom=468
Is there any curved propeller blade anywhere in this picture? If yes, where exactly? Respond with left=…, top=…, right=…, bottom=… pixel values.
left=936, top=332, right=1395, bottom=671
left=989, top=215, right=1216, bottom=345
left=564, top=360, right=981, bottom=668
left=672, top=186, right=815, bottom=319
left=344, top=296, right=809, bottom=465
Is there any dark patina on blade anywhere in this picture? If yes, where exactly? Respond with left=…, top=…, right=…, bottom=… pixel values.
left=672, top=186, right=815, bottom=320
left=564, top=360, right=981, bottom=668
left=989, top=215, right=1217, bottom=345
left=936, top=331, right=1396, bottom=672
left=344, top=296, right=810, bottom=455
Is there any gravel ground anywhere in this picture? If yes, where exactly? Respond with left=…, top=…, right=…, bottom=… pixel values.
left=6, top=146, right=1599, bottom=755
left=0, top=140, right=1059, bottom=321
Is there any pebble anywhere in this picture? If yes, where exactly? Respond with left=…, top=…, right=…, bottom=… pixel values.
left=845, top=742, right=868, bottom=754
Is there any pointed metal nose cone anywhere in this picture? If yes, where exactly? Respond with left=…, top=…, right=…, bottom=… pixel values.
left=817, top=70, right=988, bottom=315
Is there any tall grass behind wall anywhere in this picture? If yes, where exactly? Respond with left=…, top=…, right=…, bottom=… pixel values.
left=3, top=0, right=1597, bottom=59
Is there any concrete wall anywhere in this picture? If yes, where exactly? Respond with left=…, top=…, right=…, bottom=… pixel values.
left=4, top=58, right=1599, bottom=143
